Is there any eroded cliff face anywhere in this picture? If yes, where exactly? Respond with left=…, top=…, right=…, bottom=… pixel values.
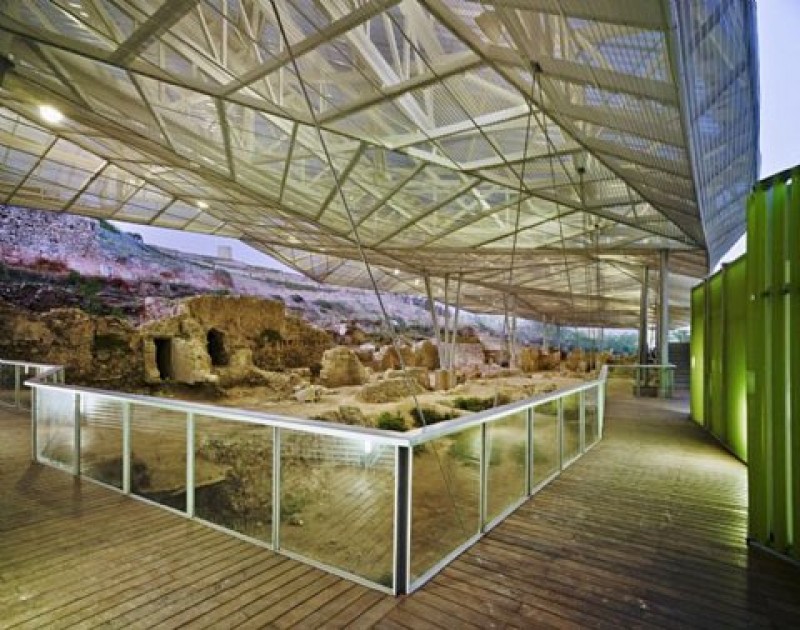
left=0, top=295, right=333, bottom=389
left=0, top=299, right=143, bottom=386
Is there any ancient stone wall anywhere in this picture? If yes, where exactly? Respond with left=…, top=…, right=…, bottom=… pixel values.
left=319, top=347, right=368, bottom=388
left=0, top=299, right=143, bottom=386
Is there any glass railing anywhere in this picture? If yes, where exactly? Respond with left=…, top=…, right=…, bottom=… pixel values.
left=21, top=360, right=608, bottom=595
left=0, top=359, right=64, bottom=410
left=605, top=363, right=675, bottom=398
left=403, top=370, right=606, bottom=591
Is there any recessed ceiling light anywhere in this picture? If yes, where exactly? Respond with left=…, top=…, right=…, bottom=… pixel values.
left=393, top=269, right=400, bottom=275
left=196, top=201, right=209, bottom=209
left=39, top=104, right=63, bottom=124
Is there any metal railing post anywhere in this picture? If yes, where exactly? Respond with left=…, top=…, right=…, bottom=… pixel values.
left=557, top=398, right=564, bottom=470
left=525, top=407, right=533, bottom=496
left=73, top=392, right=81, bottom=477
left=394, top=445, right=411, bottom=595
left=14, top=365, right=20, bottom=408
left=122, top=401, right=131, bottom=494
left=31, top=386, right=37, bottom=462
left=579, top=391, right=586, bottom=453
left=599, top=382, right=606, bottom=438
left=272, top=426, right=281, bottom=550
left=186, top=412, right=195, bottom=517
left=479, top=422, right=488, bottom=531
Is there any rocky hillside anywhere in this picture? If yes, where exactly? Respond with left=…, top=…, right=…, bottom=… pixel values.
left=0, top=205, right=544, bottom=342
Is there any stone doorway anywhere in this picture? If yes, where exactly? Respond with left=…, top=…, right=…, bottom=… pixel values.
left=206, top=328, right=229, bottom=367
left=154, top=338, right=173, bottom=380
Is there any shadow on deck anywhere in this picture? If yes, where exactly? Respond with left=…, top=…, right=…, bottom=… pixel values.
left=1, top=390, right=798, bottom=628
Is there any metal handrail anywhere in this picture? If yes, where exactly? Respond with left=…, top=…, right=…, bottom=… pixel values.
left=23, top=363, right=610, bottom=448
left=406, top=366, right=608, bottom=445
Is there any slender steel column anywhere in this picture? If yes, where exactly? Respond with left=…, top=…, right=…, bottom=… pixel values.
left=639, top=266, right=650, bottom=364
left=658, top=250, right=670, bottom=365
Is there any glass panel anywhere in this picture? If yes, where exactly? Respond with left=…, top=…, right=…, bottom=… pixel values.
left=532, top=401, right=559, bottom=486
left=585, top=387, right=599, bottom=447
left=280, top=430, right=395, bottom=587
left=485, top=411, right=528, bottom=523
left=36, top=388, right=75, bottom=468
left=562, top=393, right=581, bottom=463
left=19, top=366, right=38, bottom=410
left=411, top=426, right=481, bottom=581
left=130, top=404, right=187, bottom=511
left=80, top=395, right=124, bottom=488
left=0, top=363, right=15, bottom=406
left=195, top=416, right=273, bottom=542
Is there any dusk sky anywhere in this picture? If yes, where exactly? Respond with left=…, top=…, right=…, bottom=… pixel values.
left=115, top=2, right=800, bottom=271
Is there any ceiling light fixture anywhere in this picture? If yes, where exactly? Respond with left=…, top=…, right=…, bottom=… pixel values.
left=39, top=104, right=64, bottom=124
left=196, top=200, right=209, bottom=209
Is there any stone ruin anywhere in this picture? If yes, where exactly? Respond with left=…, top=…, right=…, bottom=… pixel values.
left=318, top=347, right=368, bottom=388
left=0, top=298, right=143, bottom=386
left=0, top=295, right=333, bottom=389
left=140, top=295, right=333, bottom=387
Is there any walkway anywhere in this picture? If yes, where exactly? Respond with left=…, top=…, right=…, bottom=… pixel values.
left=1, top=391, right=798, bottom=628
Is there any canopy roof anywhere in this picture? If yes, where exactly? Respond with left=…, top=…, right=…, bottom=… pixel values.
left=0, top=0, right=758, bottom=327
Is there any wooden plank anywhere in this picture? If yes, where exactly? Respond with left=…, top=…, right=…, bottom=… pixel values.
left=2, top=389, right=800, bottom=630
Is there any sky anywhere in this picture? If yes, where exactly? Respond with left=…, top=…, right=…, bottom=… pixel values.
left=115, top=3, right=800, bottom=272
left=717, top=0, right=800, bottom=265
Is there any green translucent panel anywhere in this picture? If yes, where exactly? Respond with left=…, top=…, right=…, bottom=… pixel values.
left=723, top=257, right=747, bottom=460
left=80, top=395, right=123, bottom=488
left=708, top=273, right=724, bottom=441
left=485, top=411, right=528, bottom=523
left=279, top=430, right=395, bottom=586
left=690, top=284, right=705, bottom=426
left=194, top=416, right=273, bottom=543
left=532, top=402, right=559, bottom=486
left=411, top=426, right=481, bottom=581
left=745, top=169, right=800, bottom=561
left=130, top=404, right=187, bottom=512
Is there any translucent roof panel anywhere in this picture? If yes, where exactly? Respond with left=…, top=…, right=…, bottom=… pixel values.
left=0, top=0, right=758, bottom=327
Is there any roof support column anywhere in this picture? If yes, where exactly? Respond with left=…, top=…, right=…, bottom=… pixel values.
left=658, top=250, right=671, bottom=397
left=639, top=266, right=650, bottom=365
left=542, top=315, right=549, bottom=353
left=449, top=273, right=463, bottom=372
left=658, top=251, right=670, bottom=365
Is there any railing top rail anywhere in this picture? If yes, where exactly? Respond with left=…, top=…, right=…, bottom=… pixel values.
left=0, top=359, right=62, bottom=370
left=406, top=367, right=607, bottom=445
left=606, top=363, right=676, bottom=369
left=26, top=377, right=411, bottom=446
left=22, top=361, right=608, bottom=448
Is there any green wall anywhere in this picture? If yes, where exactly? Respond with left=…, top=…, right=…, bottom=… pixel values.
left=746, top=170, right=800, bottom=561
left=689, top=257, right=747, bottom=462
left=690, top=284, right=704, bottom=426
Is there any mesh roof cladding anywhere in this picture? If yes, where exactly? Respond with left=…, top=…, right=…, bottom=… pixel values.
left=0, top=0, right=758, bottom=328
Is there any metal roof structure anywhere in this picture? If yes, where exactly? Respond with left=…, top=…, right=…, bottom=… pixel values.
left=0, top=0, right=758, bottom=328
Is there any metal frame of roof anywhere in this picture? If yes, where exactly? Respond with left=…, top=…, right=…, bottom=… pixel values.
left=0, top=0, right=758, bottom=328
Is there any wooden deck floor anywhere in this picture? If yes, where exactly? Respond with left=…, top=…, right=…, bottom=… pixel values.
left=2, top=392, right=799, bottom=628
